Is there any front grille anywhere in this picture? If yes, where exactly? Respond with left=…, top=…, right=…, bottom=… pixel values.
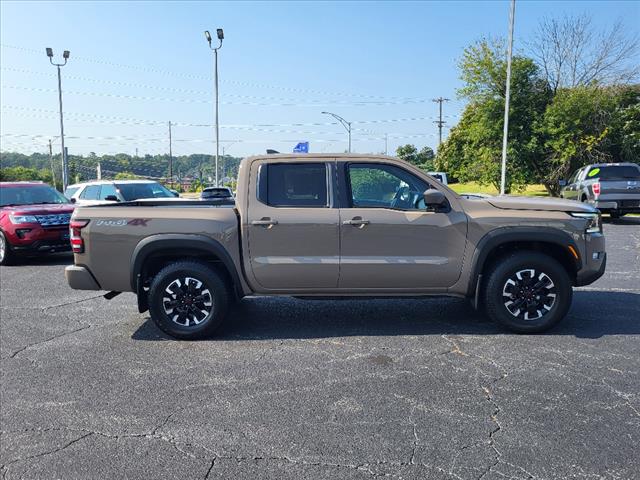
left=35, top=213, right=72, bottom=227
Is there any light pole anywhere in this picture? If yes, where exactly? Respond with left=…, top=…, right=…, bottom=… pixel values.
left=205, top=28, right=224, bottom=186
left=46, top=47, right=70, bottom=190
left=322, top=111, right=352, bottom=153
left=500, top=0, right=516, bottom=195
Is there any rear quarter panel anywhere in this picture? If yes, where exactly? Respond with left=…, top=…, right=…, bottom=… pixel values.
left=72, top=205, right=240, bottom=292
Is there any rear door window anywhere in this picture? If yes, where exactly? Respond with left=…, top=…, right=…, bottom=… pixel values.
left=259, top=163, right=328, bottom=207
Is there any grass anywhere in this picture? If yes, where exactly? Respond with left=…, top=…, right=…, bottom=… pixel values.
left=448, top=182, right=549, bottom=197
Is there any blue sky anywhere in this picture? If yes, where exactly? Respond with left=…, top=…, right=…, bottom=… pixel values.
left=1, top=0, right=638, bottom=158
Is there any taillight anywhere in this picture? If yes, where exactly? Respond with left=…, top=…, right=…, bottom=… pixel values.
left=592, top=182, right=601, bottom=197
left=70, top=219, right=89, bottom=253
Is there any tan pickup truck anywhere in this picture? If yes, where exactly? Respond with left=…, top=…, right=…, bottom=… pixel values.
left=65, top=154, right=606, bottom=339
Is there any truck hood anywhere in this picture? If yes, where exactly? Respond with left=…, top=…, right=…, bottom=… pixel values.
left=486, top=196, right=597, bottom=213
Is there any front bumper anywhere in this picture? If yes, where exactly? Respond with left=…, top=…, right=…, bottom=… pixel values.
left=65, top=265, right=101, bottom=290
left=575, top=232, right=606, bottom=286
left=5, top=226, right=71, bottom=256
left=10, top=239, right=71, bottom=255
left=576, top=252, right=606, bottom=286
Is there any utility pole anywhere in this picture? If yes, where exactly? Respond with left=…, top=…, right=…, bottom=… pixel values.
left=46, top=48, right=70, bottom=190
left=500, top=0, right=516, bottom=196
left=48, top=139, right=57, bottom=191
left=168, top=121, right=173, bottom=187
left=432, top=97, right=450, bottom=147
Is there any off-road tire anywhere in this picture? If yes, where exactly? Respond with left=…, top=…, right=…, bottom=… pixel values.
left=148, top=261, right=229, bottom=340
left=483, top=251, right=572, bottom=333
left=0, top=231, right=16, bottom=266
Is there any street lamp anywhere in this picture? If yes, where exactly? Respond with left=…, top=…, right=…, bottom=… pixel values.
left=322, top=111, right=352, bottom=153
left=205, top=28, right=224, bottom=186
left=46, top=47, right=70, bottom=190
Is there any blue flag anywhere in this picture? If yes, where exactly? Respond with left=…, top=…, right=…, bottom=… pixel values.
left=293, top=142, right=309, bottom=153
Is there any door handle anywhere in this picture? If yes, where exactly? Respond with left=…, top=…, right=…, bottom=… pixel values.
left=251, top=218, right=278, bottom=227
left=343, top=218, right=370, bottom=227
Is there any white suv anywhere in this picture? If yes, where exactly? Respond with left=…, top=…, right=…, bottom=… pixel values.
left=64, top=180, right=177, bottom=206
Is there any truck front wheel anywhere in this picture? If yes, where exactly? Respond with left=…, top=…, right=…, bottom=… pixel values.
left=483, top=252, right=572, bottom=333
left=148, top=261, right=229, bottom=340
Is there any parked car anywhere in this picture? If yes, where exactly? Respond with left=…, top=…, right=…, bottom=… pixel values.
left=0, top=182, right=75, bottom=265
left=65, top=180, right=176, bottom=206
left=427, top=171, right=449, bottom=185
left=66, top=154, right=606, bottom=339
left=200, top=187, right=235, bottom=204
left=560, top=162, right=640, bottom=218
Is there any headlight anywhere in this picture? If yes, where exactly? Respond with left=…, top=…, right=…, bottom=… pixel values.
left=9, top=214, right=39, bottom=224
left=570, top=212, right=601, bottom=234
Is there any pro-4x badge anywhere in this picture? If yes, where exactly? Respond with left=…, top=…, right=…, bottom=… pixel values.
left=95, top=218, right=151, bottom=227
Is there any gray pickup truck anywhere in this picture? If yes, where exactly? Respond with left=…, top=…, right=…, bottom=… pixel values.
left=65, top=154, right=606, bottom=339
left=560, top=162, right=640, bottom=218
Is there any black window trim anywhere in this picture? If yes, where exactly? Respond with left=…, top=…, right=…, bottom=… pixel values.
left=256, top=161, right=332, bottom=208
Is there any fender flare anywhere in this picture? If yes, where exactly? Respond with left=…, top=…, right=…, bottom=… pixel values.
left=130, top=234, right=243, bottom=296
left=467, top=226, right=582, bottom=298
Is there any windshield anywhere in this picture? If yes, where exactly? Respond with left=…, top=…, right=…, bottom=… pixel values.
left=0, top=185, right=70, bottom=207
left=64, top=186, right=80, bottom=198
left=115, top=182, right=174, bottom=201
left=587, top=165, right=640, bottom=180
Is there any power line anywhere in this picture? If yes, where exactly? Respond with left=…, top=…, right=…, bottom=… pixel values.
left=1, top=44, right=445, bottom=102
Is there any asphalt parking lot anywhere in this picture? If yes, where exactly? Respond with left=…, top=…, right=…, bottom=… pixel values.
left=1, top=218, right=639, bottom=480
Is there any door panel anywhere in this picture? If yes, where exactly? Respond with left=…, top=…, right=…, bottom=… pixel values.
left=338, top=161, right=467, bottom=290
left=246, top=161, right=340, bottom=291
left=339, top=208, right=467, bottom=289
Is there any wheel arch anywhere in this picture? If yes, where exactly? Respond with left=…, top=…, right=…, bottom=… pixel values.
left=468, top=227, right=582, bottom=300
left=131, top=234, right=243, bottom=301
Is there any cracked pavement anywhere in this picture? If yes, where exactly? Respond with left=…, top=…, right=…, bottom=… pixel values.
left=1, top=218, right=639, bottom=479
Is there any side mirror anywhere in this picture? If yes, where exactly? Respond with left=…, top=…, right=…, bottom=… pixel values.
left=558, top=179, right=567, bottom=187
left=423, top=189, right=446, bottom=208
left=69, top=197, right=76, bottom=204
left=104, top=195, right=119, bottom=202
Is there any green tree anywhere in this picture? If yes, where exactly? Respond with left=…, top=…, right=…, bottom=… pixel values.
left=114, top=172, right=140, bottom=180
left=534, top=85, right=631, bottom=194
left=437, top=39, right=552, bottom=192
left=396, top=144, right=436, bottom=170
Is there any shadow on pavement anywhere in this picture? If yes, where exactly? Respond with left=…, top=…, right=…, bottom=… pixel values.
left=0, top=253, right=73, bottom=267
left=603, top=216, right=640, bottom=226
left=131, top=290, right=640, bottom=342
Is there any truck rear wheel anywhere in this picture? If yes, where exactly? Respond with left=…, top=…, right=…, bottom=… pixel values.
left=148, top=261, right=229, bottom=340
left=483, top=252, right=572, bottom=333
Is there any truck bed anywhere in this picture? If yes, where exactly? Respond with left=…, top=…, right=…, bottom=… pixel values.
left=72, top=202, right=240, bottom=292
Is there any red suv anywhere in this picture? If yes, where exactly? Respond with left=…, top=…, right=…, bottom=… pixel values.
left=0, top=182, right=75, bottom=265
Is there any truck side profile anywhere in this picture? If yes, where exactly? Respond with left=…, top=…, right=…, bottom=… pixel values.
left=66, top=154, right=606, bottom=339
